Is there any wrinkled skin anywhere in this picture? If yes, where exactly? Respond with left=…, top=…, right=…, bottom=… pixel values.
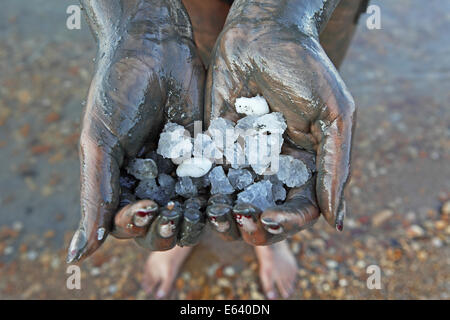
left=68, top=0, right=359, bottom=261
left=67, top=0, right=204, bottom=263
left=203, top=0, right=356, bottom=244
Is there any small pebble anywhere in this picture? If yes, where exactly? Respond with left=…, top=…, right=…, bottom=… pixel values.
left=4, top=246, right=14, bottom=255
left=108, top=284, right=118, bottom=294
left=339, top=279, right=348, bottom=287
left=407, top=225, right=425, bottom=238
left=91, top=267, right=101, bottom=276
left=26, top=250, right=38, bottom=261
left=223, top=266, right=235, bottom=277
left=431, top=237, right=443, bottom=248
left=442, top=201, right=450, bottom=216
left=326, top=260, right=338, bottom=269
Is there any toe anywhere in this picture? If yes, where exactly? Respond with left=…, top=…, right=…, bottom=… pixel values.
left=154, top=271, right=176, bottom=300
left=142, top=269, right=159, bottom=295
left=259, top=267, right=277, bottom=300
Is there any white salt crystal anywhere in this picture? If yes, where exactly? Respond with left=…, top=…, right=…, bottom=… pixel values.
left=157, top=122, right=192, bottom=159
left=176, top=157, right=212, bottom=178
left=235, top=95, right=269, bottom=116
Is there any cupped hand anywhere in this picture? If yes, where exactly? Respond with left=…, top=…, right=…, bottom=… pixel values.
left=204, top=5, right=355, bottom=244
left=67, top=1, right=204, bottom=263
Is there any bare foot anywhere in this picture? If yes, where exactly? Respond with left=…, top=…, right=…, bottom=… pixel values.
left=254, top=240, right=298, bottom=299
left=142, top=245, right=193, bottom=299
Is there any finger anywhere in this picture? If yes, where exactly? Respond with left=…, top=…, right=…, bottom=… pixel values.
left=111, top=200, right=158, bottom=239
left=232, top=203, right=271, bottom=246
left=312, top=51, right=355, bottom=230
left=260, top=179, right=320, bottom=242
left=67, top=134, right=121, bottom=263
left=206, top=201, right=240, bottom=241
left=208, top=193, right=234, bottom=206
left=178, top=197, right=207, bottom=247
left=184, top=196, right=208, bottom=210
left=135, top=201, right=182, bottom=251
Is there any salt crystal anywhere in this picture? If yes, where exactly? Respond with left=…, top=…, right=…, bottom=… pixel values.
left=157, top=122, right=192, bottom=159
left=264, top=175, right=286, bottom=202
left=237, top=180, right=276, bottom=211
left=227, top=168, right=254, bottom=190
left=135, top=178, right=173, bottom=206
left=207, top=118, right=238, bottom=150
left=126, top=158, right=158, bottom=180
left=209, top=166, right=235, bottom=195
left=235, top=95, right=269, bottom=116
left=193, top=133, right=223, bottom=160
left=176, top=157, right=212, bottom=178
left=224, top=142, right=246, bottom=168
left=175, top=177, right=198, bottom=198
left=158, top=173, right=176, bottom=195
left=145, top=151, right=175, bottom=174
left=192, top=174, right=211, bottom=189
left=276, top=155, right=310, bottom=188
left=236, top=112, right=286, bottom=135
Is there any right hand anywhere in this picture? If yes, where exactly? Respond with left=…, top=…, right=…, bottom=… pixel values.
left=67, top=1, right=205, bottom=263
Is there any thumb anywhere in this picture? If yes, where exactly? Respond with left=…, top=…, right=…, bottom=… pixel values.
left=67, top=127, right=122, bottom=263
left=314, top=64, right=356, bottom=230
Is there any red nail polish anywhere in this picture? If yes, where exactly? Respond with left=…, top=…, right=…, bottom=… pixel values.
left=136, top=211, right=149, bottom=217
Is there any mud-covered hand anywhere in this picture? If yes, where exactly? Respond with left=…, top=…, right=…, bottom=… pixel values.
left=204, top=0, right=355, bottom=243
left=67, top=0, right=204, bottom=263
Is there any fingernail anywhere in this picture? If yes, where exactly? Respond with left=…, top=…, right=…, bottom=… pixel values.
left=261, top=218, right=283, bottom=234
left=336, top=222, right=343, bottom=232
left=66, top=229, right=87, bottom=263
left=267, top=291, right=276, bottom=299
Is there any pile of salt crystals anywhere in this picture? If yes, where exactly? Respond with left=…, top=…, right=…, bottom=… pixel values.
left=119, top=95, right=312, bottom=211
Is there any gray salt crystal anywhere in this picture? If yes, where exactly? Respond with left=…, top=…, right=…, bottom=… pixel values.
left=175, top=177, right=198, bottom=198
left=235, top=115, right=258, bottom=132
left=126, top=158, right=158, bottom=180
left=158, top=173, right=176, bottom=196
left=192, top=174, right=211, bottom=189
left=135, top=178, right=158, bottom=199
left=237, top=180, right=276, bottom=211
left=145, top=151, right=175, bottom=174
left=276, top=155, right=311, bottom=188
left=264, top=175, right=286, bottom=202
left=208, top=166, right=235, bottom=195
left=227, top=168, right=254, bottom=190
left=135, top=175, right=175, bottom=206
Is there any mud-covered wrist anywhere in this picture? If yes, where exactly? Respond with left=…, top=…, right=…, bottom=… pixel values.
left=225, top=0, right=340, bottom=38
left=80, top=0, right=193, bottom=45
